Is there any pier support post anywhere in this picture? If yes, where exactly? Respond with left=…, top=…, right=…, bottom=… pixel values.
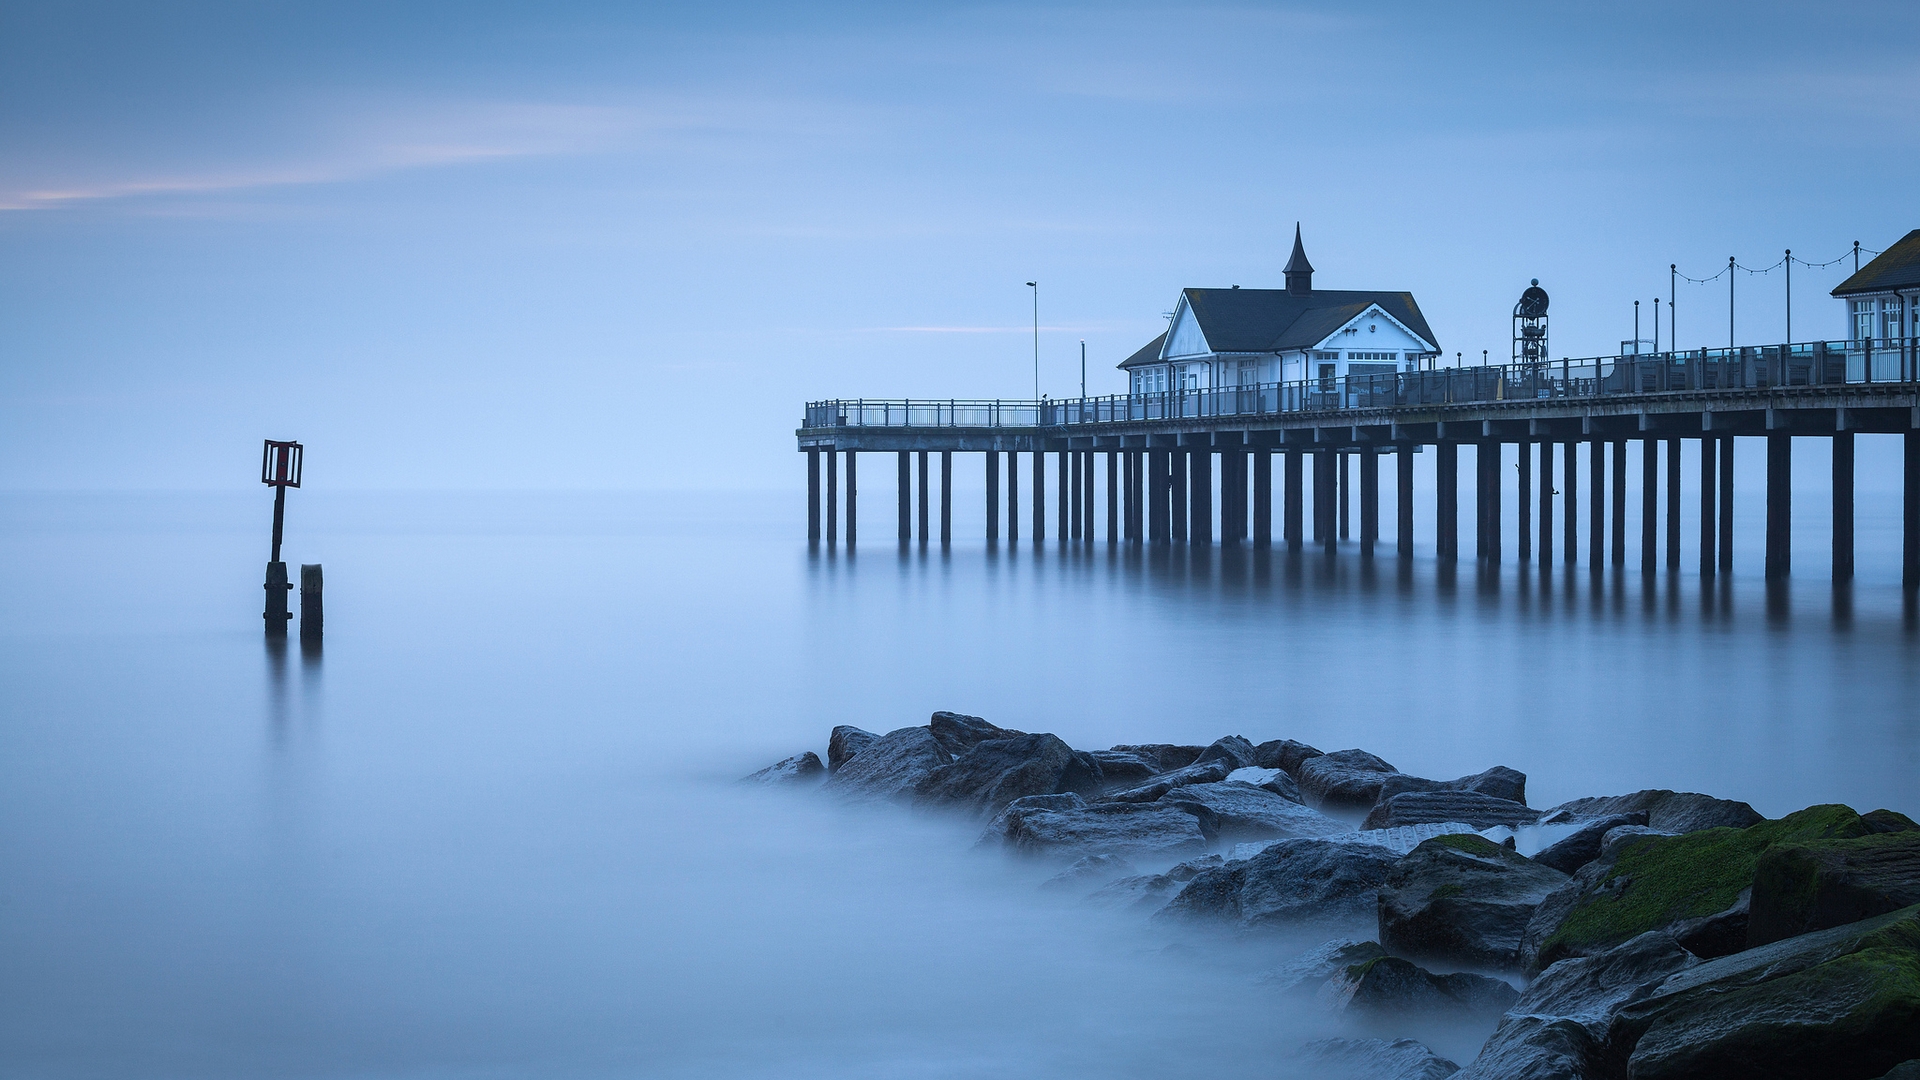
left=807, top=450, right=821, bottom=542
left=1436, top=442, right=1458, bottom=562
left=1905, top=433, right=1919, bottom=589
left=1190, top=449, right=1212, bottom=545
left=1132, top=451, right=1146, bottom=542
left=986, top=451, right=999, bottom=540
left=1589, top=439, right=1604, bottom=571
left=1058, top=450, right=1069, bottom=540
left=1339, top=452, right=1350, bottom=540
left=1068, top=451, right=1081, bottom=540
left=299, top=564, right=323, bottom=641
left=1033, top=449, right=1046, bottom=542
left=1008, top=450, right=1020, bottom=542
left=1474, top=445, right=1487, bottom=560
left=826, top=450, right=838, bottom=545
left=1284, top=450, right=1304, bottom=550
left=1171, top=450, right=1188, bottom=542
left=1719, top=439, right=1734, bottom=573
left=1086, top=453, right=1096, bottom=543
left=1539, top=441, right=1553, bottom=567
left=1149, top=450, right=1170, bottom=542
left=1833, top=432, right=1853, bottom=581
left=1641, top=439, right=1658, bottom=573
left=1565, top=440, right=1579, bottom=566
left=1397, top=446, right=1414, bottom=558
left=1666, top=438, right=1682, bottom=570
left=1360, top=448, right=1378, bottom=557
left=898, top=451, right=910, bottom=541
left=1313, top=449, right=1335, bottom=547
left=940, top=451, right=951, bottom=545
left=1517, top=440, right=1532, bottom=562
left=1254, top=451, right=1273, bottom=546
left=846, top=452, right=857, bottom=544
left=1487, top=442, right=1501, bottom=564
left=1700, top=438, right=1717, bottom=575
left=1612, top=441, right=1627, bottom=566
left=917, top=450, right=929, bottom=543
left=1766, top=435, right=1791, bottom=579
left=1107, top=452, right=1118, bottom=542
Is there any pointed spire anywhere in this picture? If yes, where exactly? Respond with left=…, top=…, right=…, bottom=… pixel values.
left=1284, top=223, right=1313, bottom=295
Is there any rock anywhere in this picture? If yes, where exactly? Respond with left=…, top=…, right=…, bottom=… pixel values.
left=1254, top=738, right=1324, bottom=777
left=1454, top=931, right=1697, bottom=1080
left=826, top=725, right=877, bottom=773
left=740, top=751, right=825, bottom=784
left=1606, top=903, right=1920, bottom=1080
left=1157, top=838, right=1400, bottom=931
left=1342, top=822, right=1483, bottom=856
left=1193, top=735, right=1256, bottom=770
left=1297, top=1037, right=1460, bottom=1080
left=1227, top=766, right=1303, bottom=803
left=1364, top=792, right=1540, bottom=831
left=1376, top=766, right=1530, bottom=807
left=1524, top=804, right=1894, bottom=974
left=1039, top=853, right=1135, bottom=892
left=1158, top=782, right=1350, bottom=841
left=1099, top=758, right=1233, bottom=803
left=1747, top=826, right=1920, bottom=947
left=980, top=793, right=1086, bottom=841
left=1108, top=743, right=1205, bottom=772
left=928, top=711, right=1024, bottom=757
left=819, top=726, right=950, bottom=802
left=1531, top=813, right=1650, bottom=875
left=1877, top=1063, right=1920, bottom=1080
left=1866, top=809, right=1920, bottom=834
left=1599, top=823, right=1668, bottom=854
left=1539, top=789, right=1762, bottom=834
left=1085, top=855, right=1224, bottom=913
left=1667, top=888, right=1750, bottom=960
left=1087, top=749, right=1160, bottom=785
left=914, top=732, right=1103, bottom=816
left=1299, top=749, right=1401, bottom=808
left=1379, top=834, right=1569, bottom=973
left=982, top=800, right=1211, bottom=859
left=1319, top=955, right=1519, bottom=1025
left=1256, top=938, right=1387, bottom=997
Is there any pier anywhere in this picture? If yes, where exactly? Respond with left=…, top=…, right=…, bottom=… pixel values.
left=797, top=338, right=1920, bottom=588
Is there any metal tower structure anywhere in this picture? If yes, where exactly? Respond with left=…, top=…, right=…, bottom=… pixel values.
left=1512, top=279, right=1549, bottom=366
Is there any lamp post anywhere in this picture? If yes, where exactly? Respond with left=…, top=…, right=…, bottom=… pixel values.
left=1080, top=339, right=1086, bottom=400
left=1670, top=264, right=1677, bottom=351
left=1635, top=300, right=1640, bottom=354
left=260, top=440, right=303, bottom=636
left=1785, top=249, right=1792, bottom=343
left=1026, top=281, right=1039, bottom=400
left=1653, top=298, right=1660, bottom=352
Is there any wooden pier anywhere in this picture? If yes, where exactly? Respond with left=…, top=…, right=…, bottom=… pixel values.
left=797, top=339, right=1920, bottom=587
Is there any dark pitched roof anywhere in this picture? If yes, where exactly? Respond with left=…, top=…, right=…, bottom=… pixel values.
left=1116, top=331, right=1168, bottom=369
left=1283, top=224, right=1313, bottom=275
left=1173, top=288, right=1438, bottom=355
left=1832, top=230, right=1920, bottom=296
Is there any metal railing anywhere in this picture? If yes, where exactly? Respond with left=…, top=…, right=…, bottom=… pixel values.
left=801, top=338, right=1919, bottom=429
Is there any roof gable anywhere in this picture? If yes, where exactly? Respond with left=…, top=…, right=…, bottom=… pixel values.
left=1832, top=230, right=1920, bottom=296
left=1301, top=303, right=1434, bottom=353
left=1116, top=331, right=1168, bottom=369
left=1164, top=296, right=1211, bottom=357
left=1182, top=287, right=1439, bottom=353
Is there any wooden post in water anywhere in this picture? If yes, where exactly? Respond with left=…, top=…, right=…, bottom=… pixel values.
left=1339, top=452, right=1350, bottom=540
left=1284, top=450, right=1304, bottom=550
left=808, top=450, right=821, bottom=542
left=917, top=451, right=929, bottom=543
left=1612, top=441, right=1627, bottom=566
left=1149, top=450, right=1169, bottom=542
left=1360, top=448, right=1378, bottom=558
left=299, top=564, right=323, bottom=641
left=1397, top=446, right=1414, bottom=558
left=1666, top=438, right=1682, bottom=570
left=1565, top=440, right=1579, bottom=566
left=846, top=452, right=857, bottom=545
left=1719, top=438, right=1734, bottom=573
left=1171, top=450, right=1189, bottom=542
left=1539, top=440, right=1553, bottom=568
left=1436, top=442, right=1458, bottom=563
left=1255, top=450, right=1273, bottom=546
left=1058, top=450, right=1070, bottom=540
left=1832, top=432, right=1853, bottom=581
left=939, top=451, right=951, bottom=545
left=1700, top=438, right=1717, bottom=575
left=1313, top=449, right=1335, bottom=547
left=1517, top=439, right=1532, bottom=562
left=1032, top=448, right=1045, bottom=542
left=1486, top=442, right=1501, bottom=564
left=1591, top=438, right=1605, bottom=572
left=1905, top=433, right=1919, bottom=590
left=985, top=451, right=999, bottom=540
left=826, top=450, right=838, bottom=545
left=1640, top=439, right=1658, bottom=574
left=1107, top=452, right=1118, bottom=542
left=1008, top=450, right=1020, bottom=541
left=1766, top=435, right=1791, bottom=579
left=1190, top=449, right=1212, bottom=545
left=1123, top=452, right=1136, bottom=541
left=897, top=451, right=910, bottom=541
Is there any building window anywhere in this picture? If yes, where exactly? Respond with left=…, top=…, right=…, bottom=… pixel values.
left=1346, top=351, right=1397, bottom=362
left=1854, top=299, right=1877, bottom=341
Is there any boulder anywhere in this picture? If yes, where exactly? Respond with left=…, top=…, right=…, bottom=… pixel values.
left=1524, top=804, right=1894, bottom=974
left=928, top=711, right=1024, bottom=757
left=1878, top=1063, right=1920, bottom=1080
left=1227, top=766, right=1303, bottom=803
left=1087, top=749, right=1161, bottom=785
left=1108, top=743, right=1205, bottom=772
left=1256, top=938, right=1387, bottom=997
left=1319, top=955, right=1519, bottom=1025
left=1254, top=738, right=1325, bottom=778
left=982, top=800, right=1211, bottom=859
left=1453, top=931, right=1697, bottom=1080
left=980, top=793, right=1086, bottom=841
left=1085, top=855, right=1225, bottom=913
left=740, top=751, right=825, bottom=784
left=826, top=725, right=878, bottom=773
left=1531, top=813, right=1649, bottom=875
left=1376, top=766, right=1530, bottom=807
left=1039, top=853, right=1136, bottom=892
left=1099, top=759, right=1233, bottom=803
left=1539, top=789, right=1762, bottom=834
left=1379, top=835, right=1569, bottom=973
left=1193, top=735, right=1257, bottom=770
left=914, top=732, right=1103, bottom=816
left=819, top=726, right=950, bottom=802
left=1158, top=782, right=1350, bottom=841
left=1364, top=792, right=1540, bottom=831
left=1606, top=903, right=1920, bottom=1080
left=1299, top=749, right=1402, bottom=808
left=1157, top=838, right=1400, bottom=931
left=1297, top=1037, right=1460, bottom=1080
left=1747, top=824, right=1920, bottom=947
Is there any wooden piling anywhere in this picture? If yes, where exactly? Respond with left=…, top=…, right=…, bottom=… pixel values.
left=1339, top=452, right=1350, bottom=540
left=1397, top=446, right=1414, bottom=558
left=1171, top=450, right=1189, bottom=542
left=1517, top=440, right=1532, bottom=562
left=299, top=564, right=323, bottom=640
left=807, top=450, right=821, bottom=542
left=1905, top=433, right=1919, bottom=589
left=846, top=452, right=857, bottom=544
left=263, top=560, right=290, bottom=636
left=1008, top=450, right=1020, bottom=541
left=1486, top=442, right=1501, bottom=564
left=1314, top=449, right=1335, bottom=546
left=1284, top=450, right=1304, bottom=550
left=826, top=450, right=838, bottom=544
left=986, top=451, right=999, bottom=540
left=1666, top=437, right=1682, bottom=570
left=1564, top=440, right=1579, bottom=566
left=898, top=451, right=911, bottom=541
left=1436, top=442, right=1458, bottom=562
left=940, top=451, right=951, bottom=545
left=1255, top=451, right=1273, bottom=546
left=1612, top=441, right=1627, bottom=567
left=1539, top=440, right=1553, bottom=568
left=1123, top=452, right=1136, bottom=541
left=1150, top=450, right=1170, bottom=542
left=917, top=450, right=929, bottom=543
left=1190, top=449, right=1212, bottom=545
left=1699, top=438, right=1716, bottom=575
left=1641, top=439, right=1658, bottom=573
left=1766, top=434, right=1791, bottom=579
left=1833, top=432, right=1853, bottom=581
left=1033, top=449, right=1045, bottom=542
left=1059, top=449, right=1070, bottom=540
left=1360, top=448, right=1378, bottom=557
left=1719, top=438, right=1734, bottom=573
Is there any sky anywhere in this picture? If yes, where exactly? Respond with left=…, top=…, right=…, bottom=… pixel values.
left=2, top=1, right=1917, bottom=490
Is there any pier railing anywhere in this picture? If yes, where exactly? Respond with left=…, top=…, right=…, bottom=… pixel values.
left=802, top=337, right=1917, bottom=429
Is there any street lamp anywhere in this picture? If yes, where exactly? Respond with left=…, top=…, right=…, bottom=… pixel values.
left=1027, top=281, right=1039, bottom=400
left=261, top=439, right=303, bottom=636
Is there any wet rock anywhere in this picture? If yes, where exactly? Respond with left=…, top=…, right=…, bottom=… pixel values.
left=914, top=732, right=1103, bottom=816
left=1376, top=766, right=1530, bottom=807
left=1039, top=853, right=1135, bottom=892
left=1539, top=789, right=1762, bottom=835
left=1158, top=837, right=1399, bottom=931
left=826, top=725, right=878, bottom=773
left=1193, top=735, right=1257, bottom=770
left=820, top=726, right=950, bottom=802
left=1531, top=813, right=1649, bottom=876
left=1227, top=766, right=1302, bottom=803
left=1454, top=931, right=1697, bottom=1080
left=1667, top=889, right=1750, bottom=960
left=1298, top=1036, right=1460, bottom=1080
left=1379, top=835, right=1569, bottom=973
left=980, top=793, right=1085, bottom=841
left=1319, top=955, right=1519, bottom=1025
left=928, top=711, right=1024, bottom=757
left=1085, top=855, right=1224, bottom=913
left=1364, top=792, right=1540, bottom=831
left=1747, top=824, right=1920, bottom=947
left=983, top=800, right=1211, bottom=859
left=1158, top=782, right=1350, bottom=841
left=1607, top=903, right=1920, bottom=1080
left=740, top=751, right=825, bottom=784
left=1299, top=749, right=1402, bottom=808
left=1878, top=1062, right=1920, bottom=1080
left=1099, top=759, right=1233, bottom=803
left=1256, top=938, right=1387, bottom=997
left=1087, top=749, right=1161, bottom=786
left=1108, top=743, right=1205, bottom=772
left=1254, top=738, right=1324, bottom=778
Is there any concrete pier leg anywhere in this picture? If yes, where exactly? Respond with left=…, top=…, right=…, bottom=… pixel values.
left=898, top=451, right=910, bottom=541
left=1254, top=451, right=1272, bottom=546
left=1008, top=451, right=1020, bottom=542
left=1436, top=442, right=1458, bottom=562
left=1360, top=448, right=1378, bottom=557
left=986, top=451, right=999, bottom=540
left=1397, top=446, right=1414, bottom=558
left=1132, top=451, right=1146, bottom=541
left=826, top=450, right=838, bottom=544
left=1641, top=439, right=1658, bottom=574
left=1339, top=452, right=1350, bottom=540
left=1719, top=439, right=1734, bottom=573
left=1058, top=450, right=1070, bottom=541
left=1033, top=449, right=1046, bottom=542
left=1517, top=440, right=1532, bottom=562
left=1284, top=450, right=1304, bottom=550
left=916, top=450, right=928, bottom=543
left=1539, top=441, right=1553, bottom=568
left=1833, top=432, right=1853, bottom=581
left=1666, top=438, right=1682, bottom=570
left=1150, top=450, right=1170, bottom=542
left=1905, top=433, right=1920, bottom=589
left=1565, top=440, right=1579, bottom=566
left=1108, top=452, right=1118, bottom=542
left=1700, top=438, right=1716, bottom=575
left=1590, top=439, right=1605, bottom=572
left=1190, top=449, right=1212, bottom=545
left=264, top=560, right=290, bottom=636
left=1612, top=441, right=1627, bottom=566
left=1171, top=450, right=1189, bottom=542
left=1473, top=446, right=1487, bottom=560
left=940, top=451, right=951, bottom=545
left=1486, top=442, right=1501, bottom=564
left=1766, top=435, right=1791, bottom=579
left=1086, top=452, right=1096, bottom=543
left=1069, top=451, right=1081, bottom=539
left=299, top=564, right=323, bottom=641
left=807, top=450, right=821, bottom=541
left=846, top=452, right=857, bottom=545
left=1313, top=449, right=1335, bottom=546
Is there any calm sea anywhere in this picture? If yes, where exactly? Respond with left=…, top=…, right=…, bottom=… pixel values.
left=4, top=484, right=1917, bottom=1078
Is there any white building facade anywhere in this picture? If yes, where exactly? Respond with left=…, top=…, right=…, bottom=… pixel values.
left=1832, top=229, right=1920, bottom=343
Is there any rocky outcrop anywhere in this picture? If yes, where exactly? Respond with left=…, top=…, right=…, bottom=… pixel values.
left=1364, top=792, right=1540, bottom=831
left=1298, top=749, right=1402, bottom=808
left=827, top=725, right=878, bottom=773
left=1158, top=838, right=1399, bottom=931
left=1379, top=835, right=1569, bottom=972
left=1746, top=819, right=1920, bottom=947
left=982, top=799, right=1211, bottom=858
left=1605, top=904, right=1920, bottom=1080
left=929, top=711, right=1024, bottom=757
left=1084, top=855, right=1224, bottom=913
left=1319, top=955, right=1519, bottom=1025
left=1192, top=735, right=1257, bottom=770
left=1531, top=813, right=1649, bottom=875
left=1039, top=853, right=1135, bottom=891
left=820, top=726, right=950, bottom=802
left=741, top=751, right=825, bottom=784
left=1225, top=766, right=1303, bottom=803
left=1087, top=749, right=1161, bottom=786
left=1256, top=938, right=1387, bottom=997
left=1254, top=738, right=1324, bottom=778
left=1539, top=789, right=1761, bottom=835
left=1158, top=782, right=1349, bottom=841
left=1878, top=1063, right=1920, bottom=1080
left=1298, top=1037, right=1460, bottom=1080
left=1107, top=743, right=1204, bottom=772
left=914, top=732, right=1103, bottom=816
left=1376, top=766, right=1529, bottom=807
left=1099, top=759, right=1233, bottom=803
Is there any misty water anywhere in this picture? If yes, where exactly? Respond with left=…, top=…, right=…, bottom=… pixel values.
left=4, top=483, right=1919, bottom=1079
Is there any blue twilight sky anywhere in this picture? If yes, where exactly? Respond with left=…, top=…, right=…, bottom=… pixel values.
left=2, top=1, right=1917, bottom=490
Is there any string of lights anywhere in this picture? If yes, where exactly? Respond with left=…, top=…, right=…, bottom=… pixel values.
left=1676, top=244, right=1882, bottom=285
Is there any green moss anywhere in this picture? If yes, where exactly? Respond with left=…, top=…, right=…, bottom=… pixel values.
left=1344, top=955, right=1388, bottom=980
left=1429, top=884, right=1466, bottom=899
left=1424, top=833, right=1508, bottom=857
left=1540, top=805, right=1873, bottom=964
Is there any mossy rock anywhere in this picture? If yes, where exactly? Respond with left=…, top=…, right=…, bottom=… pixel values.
left=1749, top=825, right=1920, bottom=947
left=1533, top=804, right=1879, bottom=969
